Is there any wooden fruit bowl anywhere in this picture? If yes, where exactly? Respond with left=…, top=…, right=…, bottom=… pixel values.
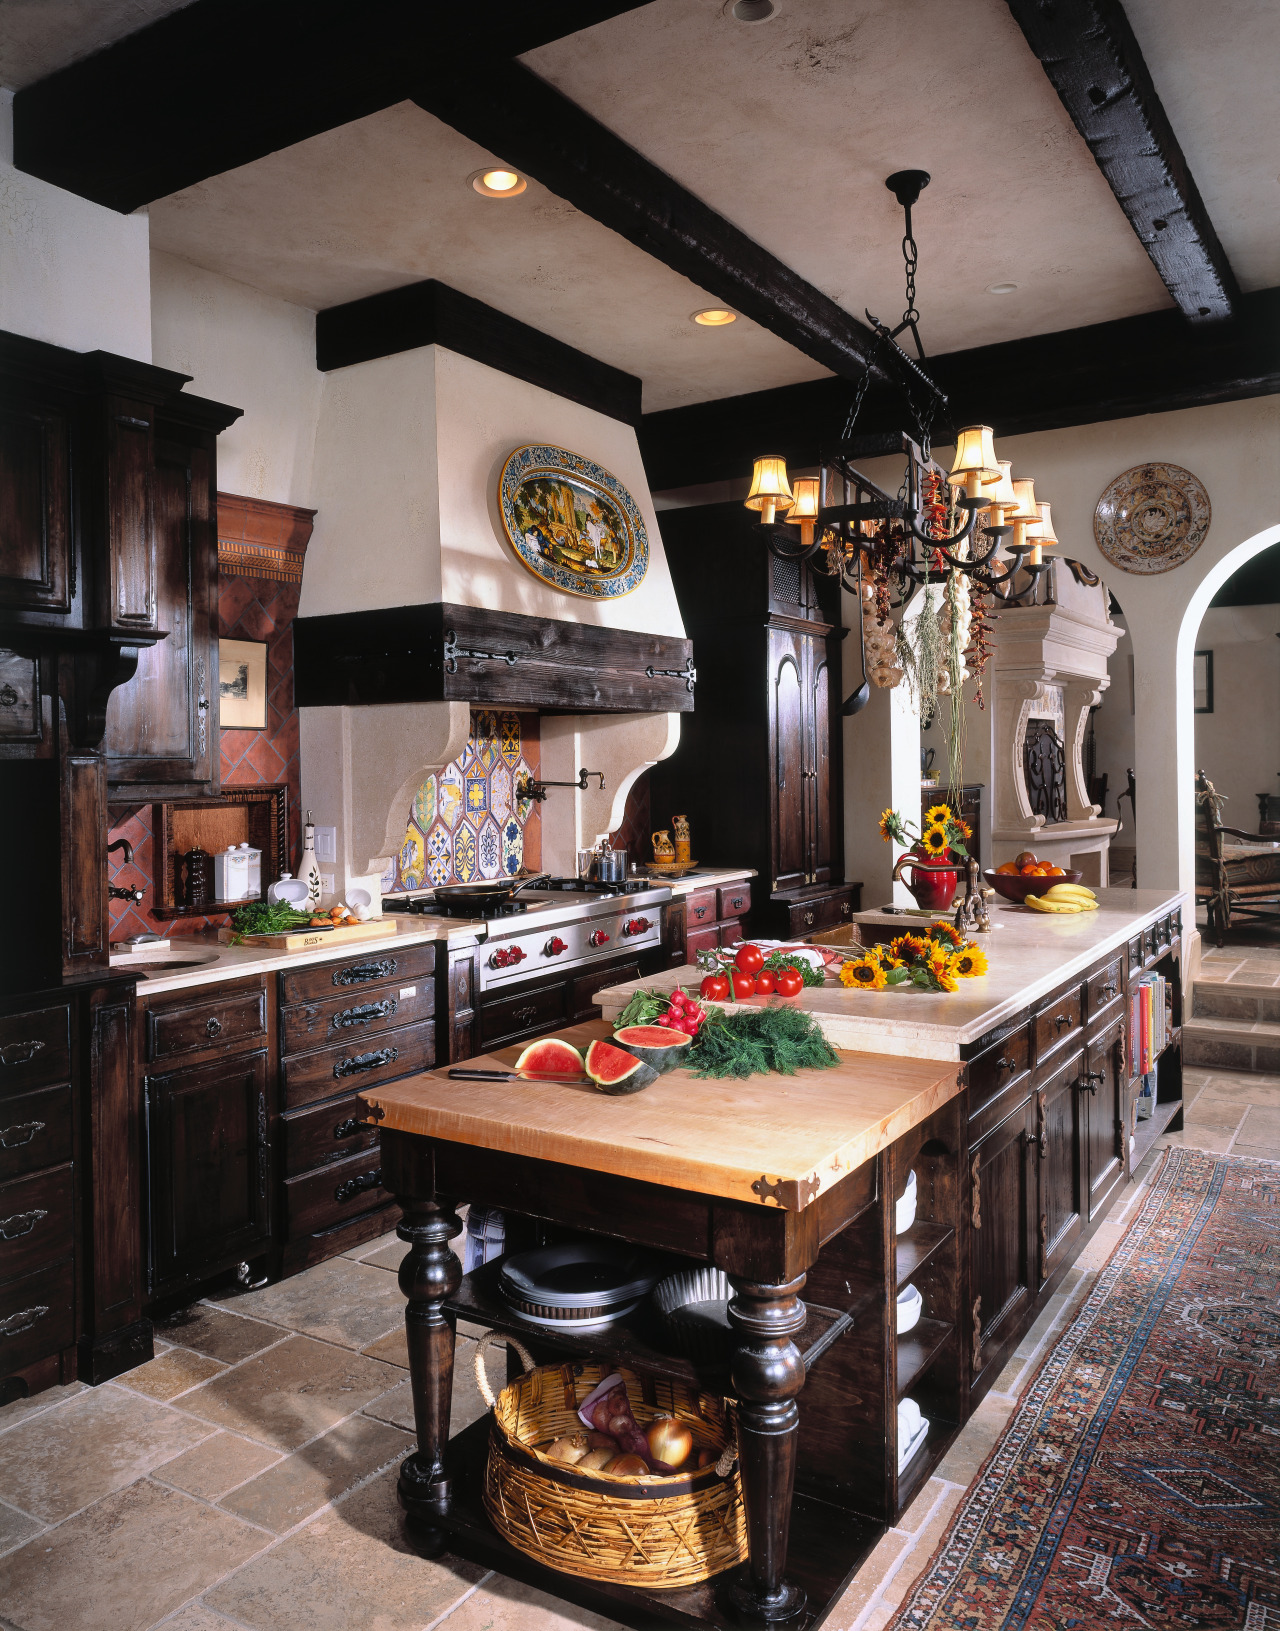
left=984, top=868, right=1083, bottom=904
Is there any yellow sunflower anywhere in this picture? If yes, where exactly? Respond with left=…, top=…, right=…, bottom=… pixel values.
left=840, top=954, right=887, bottom=991
left=889, top=933, right=929, bottom=964
left=919, top=824, right=950, bottom=856
left=958, top=818, right=973, bottom=842
left=878, top=807, right=897, bottom=842
left=929, top=921, right=964, bottom=948
left=924, top=804, right=952, bottom=827
left=928, top=951, right=960, bottom=992
left=951, top=942, right=988, bottom=978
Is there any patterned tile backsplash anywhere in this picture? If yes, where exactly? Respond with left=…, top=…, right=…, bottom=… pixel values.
left=386, top=710, right=542, bottom=892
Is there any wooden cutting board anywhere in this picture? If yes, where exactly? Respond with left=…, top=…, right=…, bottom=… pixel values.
left=217, top=917, right=398, bottom=951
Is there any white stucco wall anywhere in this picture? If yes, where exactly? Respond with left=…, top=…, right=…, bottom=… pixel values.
left=1191, top=602, right=1280, bottom=822
left=150, top=251, right=322, bottom=506
left=302, top=344, right=685, bottom=636
left=0, top=89, right=151, bottom=360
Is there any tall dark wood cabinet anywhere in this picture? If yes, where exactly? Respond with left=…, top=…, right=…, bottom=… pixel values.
left=649, top=503, right=859, bottom=940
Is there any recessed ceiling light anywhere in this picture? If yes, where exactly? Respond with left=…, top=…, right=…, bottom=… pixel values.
left=987, top=282, right=1018, bottom=295
left=730, top=0, right=777, bottom=20
left=692, top=308, right=738, bottom=326
left=470, top=167, right=527, bottom=198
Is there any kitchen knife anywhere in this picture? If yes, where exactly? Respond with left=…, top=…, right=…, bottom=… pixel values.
left=445, top=1068, right=594, bottom=1085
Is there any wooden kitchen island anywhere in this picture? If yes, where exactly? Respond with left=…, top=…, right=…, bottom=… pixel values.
left=363, top=1027, right=965, bottom=1627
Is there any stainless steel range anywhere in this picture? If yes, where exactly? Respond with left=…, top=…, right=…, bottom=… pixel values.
left=384, top=878, right=672, bottom=991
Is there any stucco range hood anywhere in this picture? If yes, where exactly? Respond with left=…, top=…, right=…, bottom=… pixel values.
left=293, top=601, right=695, bottom=716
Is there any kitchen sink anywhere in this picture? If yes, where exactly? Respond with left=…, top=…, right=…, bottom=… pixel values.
left=109, top=950, right=222, bottom=977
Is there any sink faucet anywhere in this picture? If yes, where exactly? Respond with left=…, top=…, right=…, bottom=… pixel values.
left=107, top=837, right=145, bottom=903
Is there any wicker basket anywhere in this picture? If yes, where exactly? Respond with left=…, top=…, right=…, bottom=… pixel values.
left=474, top=1333, right=747, bottom=1588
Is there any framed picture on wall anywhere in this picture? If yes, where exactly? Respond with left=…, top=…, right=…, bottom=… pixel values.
left=219, top=638, right=268, bottom=729
left=1194, top=649, right=1214, bottom=714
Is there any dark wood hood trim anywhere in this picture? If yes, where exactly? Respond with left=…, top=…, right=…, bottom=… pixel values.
left=316, top=280, right=642, bottom=428
left=294, top=603, right=694, bottom=714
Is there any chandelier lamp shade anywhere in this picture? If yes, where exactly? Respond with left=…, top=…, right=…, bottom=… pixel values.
left=744, top=455, right=794, bottom=526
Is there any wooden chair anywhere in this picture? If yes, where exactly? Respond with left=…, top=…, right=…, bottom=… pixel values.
left=1195, top=770, right=1280, bottom=945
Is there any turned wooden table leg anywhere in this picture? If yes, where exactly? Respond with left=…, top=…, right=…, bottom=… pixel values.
left=725, top=1273, right=808, bottom=1624
left=395, top=1194, right=463, bottom=1553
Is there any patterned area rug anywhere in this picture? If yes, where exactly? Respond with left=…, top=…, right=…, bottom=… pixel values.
left=892, top=1147, right=1280, bottom=1630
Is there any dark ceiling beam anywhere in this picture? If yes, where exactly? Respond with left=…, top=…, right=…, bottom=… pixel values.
left=1005, top=0, right=1240, bottom=323
left=12, top=1, right=654, bottom=212
left=414, top=60, right=888, bottom=386
left=638, top=287, right=1280, bottom=492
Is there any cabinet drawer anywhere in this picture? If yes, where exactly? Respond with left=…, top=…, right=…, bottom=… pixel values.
left=718, top=882, right=752, bottom=921
left=279, top=942, right=437, bottom=1006
left=284, top=1148, right=392, bottom=1239
left=784, top=890, right=856, bottom=937
left=280, top=1018, right=436, bottom=1111
left=685, top=924, right=721, bottom=961
left=684, top=890, right=718, bottom=931
left=968, top=1027, right=1031, bottom=1122
left=0, top=1004, right=71, bottom=1092
left=1034, top=986, right=1084, bottom=1070
left=0, top=1164, right=74, bottom=1285
left=146, top=984, right=268, bottom=1063
left=0, top=1257, right=74, bottom=1376
left=280, top=981, right=435, bottom=1055
left=1087, top=958, right=1124, bottom=1027
left=282, top=1092, right=380, bottom=1177
left=570, top=962, right=641, bottom=1024
left=0, top=1084, right=72, bottom=1184
left=478, top=982, right=567, bottom=1050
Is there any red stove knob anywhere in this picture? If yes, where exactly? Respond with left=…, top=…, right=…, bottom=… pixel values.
left=589, top=929, right=611, bottom=947
left=545, top=936, right=568, bottom=956
left=623, top=916, right=652, bottom=936
left=488, top=945, right=528, bottom=969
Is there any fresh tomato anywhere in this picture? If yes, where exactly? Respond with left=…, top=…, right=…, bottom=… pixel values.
left=734, top=944, right=765, bottom=976
left=775, top=967, right=805, bottom=998
left=700, top=973, right=730, bottom=1002
left=731, top=970, right=756, bottom=1000
left=754, top=969, right=776, bottom=995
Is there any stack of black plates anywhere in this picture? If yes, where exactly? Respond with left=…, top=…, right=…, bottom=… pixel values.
left=499, top=1242, right=663, bottom=1330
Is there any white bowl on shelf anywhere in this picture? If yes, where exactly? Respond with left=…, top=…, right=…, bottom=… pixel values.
left=897, top=1404, right=930, bottom=1472
left=896, top=1283, right=923, bottom=1335
left=895, top=1171, right=917, bottom=1235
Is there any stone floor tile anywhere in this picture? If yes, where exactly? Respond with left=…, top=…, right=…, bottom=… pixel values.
left=435, top=1573, right=627, bottom=1630
left=0, top=1496, right=42, bottom=1557
left=156, top=1304, right=287, bottom=1365
left=854, top=1602, right=898, bottom=1631
left=219, top=1414, right=414, bottom=1533
left=933, top=1394, right=1014, bottom=1485
left=361, top=1323, right=408, bottom=1367
left=823, top=1528, right=912, bottom=1629
left=0, top=1382, right=215, bottom=1521
left=0, top=1379, right=86, bottom=1434
left=180, top=1334, right=401, bottom=1451
left=151, top=1604, right=247, bottom=1631
left=349, top=1235, right=404, bottom=1271
left=0, top=1478, right=265, bottom=1631
left=1183, top=1103, right=1247, bottom=1135
left=1237, top=1103, right=1280, bottom=1142
left=118, top=1347, right=229, bottom=1401
left=877, top=1486, right=963, bottom=1610
left=215, top=1257, right=406, bottom=1351
left=155, top=1431, right=283, bottom=1502
left=1198, top=1076, right=1280, bottom=1104
left=1160, top=1127, right=1235, bottom=1154
left=1229, top=1141, right=1280, bottom=1163
left=894, top=1475, right=950, bottom=1537
left=343, top=1227, right=400, bottom=1260
left=363, top=1337, right=485, bottom=1437
left=205, top=1465, right=484, bottom=1631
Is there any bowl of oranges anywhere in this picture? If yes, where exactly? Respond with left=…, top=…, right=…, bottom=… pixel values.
left=984, top=853, right=1083, bottom=903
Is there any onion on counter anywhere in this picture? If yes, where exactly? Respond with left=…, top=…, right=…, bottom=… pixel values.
left=544, top=1433, right=589, bottom=1465
left=645, top=1414, right=694, bottom=1470
left=577, top=1448, right=616, bottom=1472
left=605, top=1454, right=650, bottom=1477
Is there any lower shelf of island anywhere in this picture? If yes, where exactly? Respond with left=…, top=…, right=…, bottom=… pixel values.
left=1131, top=1096, right=1183, bottom=1167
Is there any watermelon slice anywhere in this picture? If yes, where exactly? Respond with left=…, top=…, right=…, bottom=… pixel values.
left=584, top=1039, right=659, bottom=1096
left=515, top=1037, right=585, bottom=1078
left=612, top=1025, right=693, bottom=1074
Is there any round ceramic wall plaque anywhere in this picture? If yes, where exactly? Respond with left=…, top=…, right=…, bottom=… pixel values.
left=1092, top=462, right=1211, bottom=575
left=498, top=444, right=649, bottom=599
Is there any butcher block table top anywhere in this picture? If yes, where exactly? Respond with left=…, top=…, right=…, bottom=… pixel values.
left=362, top=1020, right=959, bottom=1211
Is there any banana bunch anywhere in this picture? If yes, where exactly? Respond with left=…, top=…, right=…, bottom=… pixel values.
left=1025, top=883, right=1098, bottom=915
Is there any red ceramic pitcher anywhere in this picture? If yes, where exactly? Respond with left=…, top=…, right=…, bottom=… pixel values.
left=891, top=849, right=959, bottom=912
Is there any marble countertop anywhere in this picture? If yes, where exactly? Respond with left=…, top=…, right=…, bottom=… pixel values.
left=109, top=912, right=484, bottom=997
left=660, top=867, right=755, bottom=898
left=594, top=887, right=1185, bottom=1061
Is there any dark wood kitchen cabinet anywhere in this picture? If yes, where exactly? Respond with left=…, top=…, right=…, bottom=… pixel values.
left=968, top=1093, right=1034, bottom=1391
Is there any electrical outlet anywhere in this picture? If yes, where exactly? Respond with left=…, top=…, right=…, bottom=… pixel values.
left=315, top=825, right=337, bottom=864
left=319, top=873, right=335, bottom=897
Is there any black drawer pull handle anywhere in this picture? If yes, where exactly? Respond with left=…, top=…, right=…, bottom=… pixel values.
left=1075, top=1070, right=1104, bottom=1096
left=512, top=1006, right=538, bottom=1025
left=0, top=1305, right=49, bottom=1338
left=0, top=1208, right=47, bottom=1241
left=997, top=1055, right=1017, bottom=1075
left=206, top=1017, right=223, bottom=1038
left=334, top=958, right=397, bottom=987
left=335, top=1169, right=382, bottom=1204
left=803, top=911, right=815, bottom=926
left=693, top=906, right=708, bottom=919
left=1101, top=983, right=1118, bottom=999
left=1054, top=1013, right=1073, bottom=1032
left=333, top=1047, right=398, bottom=1079
left=0, top=1039, right=46, bottom=1068
left=730, top=897, right=745, bottom=910
left=0, top=1120, right=45, bottom=1149
left=332, top=998, right=397, bottom=1030
left=332, top=1117, right=367, bottom=1140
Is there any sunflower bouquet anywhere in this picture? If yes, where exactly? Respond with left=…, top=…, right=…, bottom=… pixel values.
left=839, top=922, right=988, bottom=994
left=877, top=801, right=972, bottom=862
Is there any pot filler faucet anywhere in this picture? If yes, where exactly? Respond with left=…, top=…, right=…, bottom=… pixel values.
left=515, top=769, right=605, bottom=804
left=106, top=836, right=145, bottom=903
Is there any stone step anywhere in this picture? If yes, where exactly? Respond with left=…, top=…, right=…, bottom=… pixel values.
left=1192, top=980, right=1280, bottom=1024
left=1182, top=1012, right=1280, bottom=1073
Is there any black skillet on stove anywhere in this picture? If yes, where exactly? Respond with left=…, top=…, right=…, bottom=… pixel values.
left=428, top=871, right=549, bottom=915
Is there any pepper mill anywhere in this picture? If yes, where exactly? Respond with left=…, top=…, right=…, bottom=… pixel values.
left=183, top=847, right=212, bottom=907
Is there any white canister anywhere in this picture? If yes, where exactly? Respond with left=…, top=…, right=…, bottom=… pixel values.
left=238, top=842, right=262, bottom=898
left=213, top=845, right=251, bottom=902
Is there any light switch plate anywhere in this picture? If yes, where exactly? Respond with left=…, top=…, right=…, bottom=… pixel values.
left=315, top=825, right=337, bottom=863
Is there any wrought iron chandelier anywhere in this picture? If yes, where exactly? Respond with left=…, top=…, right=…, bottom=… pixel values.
left=746, top=171, right=1059, bottom=615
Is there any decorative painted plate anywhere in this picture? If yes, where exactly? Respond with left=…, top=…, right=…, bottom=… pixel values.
left=499, top=444, right=649, bottom=599
left=1093, top=462, right=1211, bottom=575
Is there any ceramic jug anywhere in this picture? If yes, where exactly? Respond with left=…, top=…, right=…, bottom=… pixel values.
left=672, top=813, right=691, bottom=864
left=651, top=829, right=676, bottom=863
